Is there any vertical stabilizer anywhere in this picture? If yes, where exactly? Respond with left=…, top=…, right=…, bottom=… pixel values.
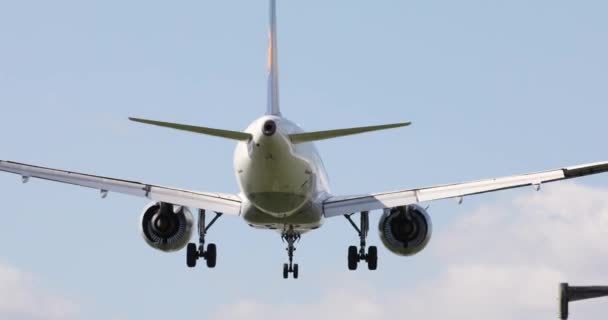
left=267, top=0, right=281, bottom=116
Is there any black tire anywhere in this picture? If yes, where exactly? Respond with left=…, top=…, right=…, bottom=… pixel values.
left=367, top=246, right=378, bottom=271
left=206, top=243, right=217, bottom=268
left=283, top=263, right=289, bottom=279
left=187, top=243, right=198, bottom=268
left=348, top=246, right=358, bottom=270
left=293, top=264, right=299, bottom=279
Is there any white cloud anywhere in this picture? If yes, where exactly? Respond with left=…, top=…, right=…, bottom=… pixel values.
left=211, top=183, right=608, bottom=320
left=212, top=283, right=386, bottom=320
left=0, top=262, right=79, bottom=320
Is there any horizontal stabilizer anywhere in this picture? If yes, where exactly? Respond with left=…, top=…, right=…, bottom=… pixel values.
left=129, top=117, right=252, bottom=141
left=289, top=122, right=411, bottom=144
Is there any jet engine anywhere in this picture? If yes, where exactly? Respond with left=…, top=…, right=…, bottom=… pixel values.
left=378, top=204, right=432, bottom=256
left=140, top=202, right=193, bottom=252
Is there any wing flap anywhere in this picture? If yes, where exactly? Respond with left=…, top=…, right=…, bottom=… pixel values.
left=0, top=161, right=241, bottom=215
left=323, top=161, right=608, bottom=217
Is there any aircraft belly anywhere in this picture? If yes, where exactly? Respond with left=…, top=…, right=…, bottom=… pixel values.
left=240, top=145, right=314, bottom=216
left=242, top=200, right=324, bottom=233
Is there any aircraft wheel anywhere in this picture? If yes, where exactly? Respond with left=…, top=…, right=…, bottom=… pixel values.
left=187, top=243, right=198, bottom=268
left=348, top=246, right=358, bottom=270
left=206, top=243, right=217, bottom=268
left=367, top=246, right=378, bottom=271
left=283, top=263, right=289, bottom=279
left=293, top=264, right=299, bottom=279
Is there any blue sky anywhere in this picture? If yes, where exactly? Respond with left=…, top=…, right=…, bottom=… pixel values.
left=0, top=0, right=607, bottom=319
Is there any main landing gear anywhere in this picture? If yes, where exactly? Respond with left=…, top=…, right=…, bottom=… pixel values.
left=187, top=209, right=222, bottom=269
left=282, top=232, right=301, bottom=279
left=345, top=211, right=378, bottom=271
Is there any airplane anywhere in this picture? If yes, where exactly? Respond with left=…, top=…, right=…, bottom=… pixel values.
left=1, top=0, right=608, bottom=280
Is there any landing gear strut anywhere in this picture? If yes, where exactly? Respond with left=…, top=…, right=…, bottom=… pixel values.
left=187, top=209, right=222, bottom=268
left=345, top=211, right=378, bottom=271
left=281, top=232, right=300, bottom=279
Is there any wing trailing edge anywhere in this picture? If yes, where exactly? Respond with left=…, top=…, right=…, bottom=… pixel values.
left=322, top=161, right=608, bottom=218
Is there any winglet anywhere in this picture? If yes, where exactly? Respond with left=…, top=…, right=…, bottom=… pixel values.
left=129, top=117, right=252, bottom=141
left=289, top=122, right=411, bottom=144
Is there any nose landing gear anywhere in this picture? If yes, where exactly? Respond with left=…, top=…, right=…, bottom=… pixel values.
left=187, top=209, right=222, bottom=269
left=281, top=232, right=300, bottom=279
left=345, top=211, right=378, bottom=271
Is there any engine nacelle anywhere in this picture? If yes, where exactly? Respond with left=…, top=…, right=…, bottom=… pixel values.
left=140, top=202, right=193, bottom=252
left=378, top=205, right=432, bottom=256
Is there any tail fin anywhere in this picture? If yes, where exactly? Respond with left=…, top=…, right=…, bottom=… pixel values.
left=267, top=0, right=281, bottom=116
left=289, top=122, right=411, bottom=144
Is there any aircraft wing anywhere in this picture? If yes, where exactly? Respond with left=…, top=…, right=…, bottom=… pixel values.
left=323, top=161, right=608, bottom=217
left=0, top=160, right=242, bottom=215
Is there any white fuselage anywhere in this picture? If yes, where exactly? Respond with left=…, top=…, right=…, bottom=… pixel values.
left=234, top=116, right=331, bottom=233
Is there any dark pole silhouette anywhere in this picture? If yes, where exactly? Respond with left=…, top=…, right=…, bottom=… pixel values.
left=560, top=283, right=608, bottom=319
